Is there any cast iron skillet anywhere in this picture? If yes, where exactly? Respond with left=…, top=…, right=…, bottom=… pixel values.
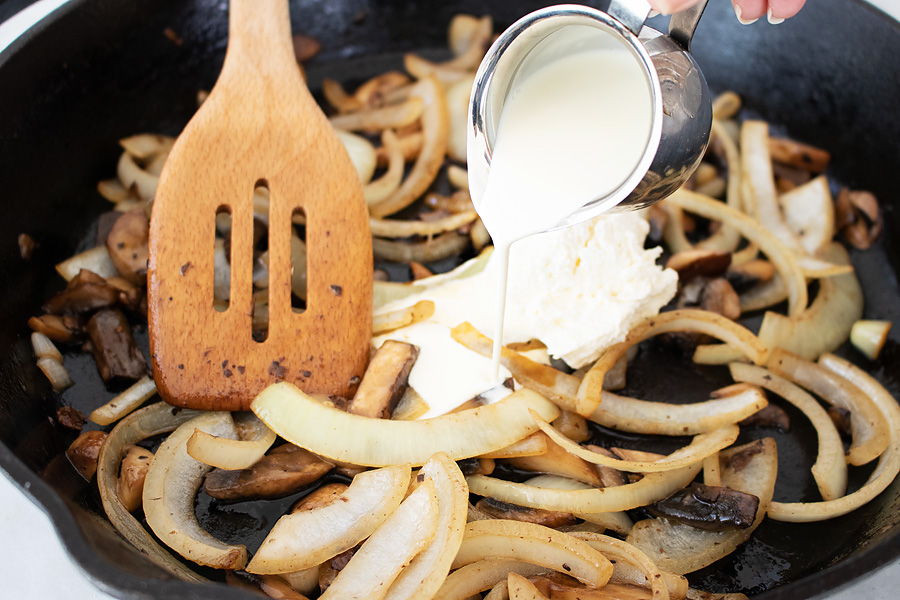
left=0, top=0, right=898, bottom=598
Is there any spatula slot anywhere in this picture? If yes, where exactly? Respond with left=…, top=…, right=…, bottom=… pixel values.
left=252, top=180, right=270, bottom=342
left=213, top=205, right=232, bottom=311
left=291, top=207, right=307, bottom=313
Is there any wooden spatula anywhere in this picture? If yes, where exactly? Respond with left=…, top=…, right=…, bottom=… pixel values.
left=147, top=0, right=372, bottom=411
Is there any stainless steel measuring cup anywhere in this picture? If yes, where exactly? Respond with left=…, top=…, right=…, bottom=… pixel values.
left=467, top=1, right=712, bottom=230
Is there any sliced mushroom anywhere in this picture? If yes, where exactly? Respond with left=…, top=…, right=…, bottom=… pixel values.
left=65, top=430, right=108, bottom=480
left=86, top=308, right=146, bottom=383
left=106, top=208, right=149, bottom=285
left=318, top=548, right=357, bottom=593
left=826, top=405, right=852, bottom=439
left=117, top=444, right=154, bottom=512
left=836, top=188, right=882, bottom=250
left=739, top=404, right=790, bottom=431
left=456, top=458, right=495, bottom=476
left=648, top=483, right=760, bottom=531
left=768, top=137, right=830, bottom=172
left=700, top=278, right=741, bottom=320
left=290, top=483, right=349, bottom=513
left=57, top=406, right=86, bottom=430
left=28, top=314, right=82, bottom=343
left=205, top=444, right=333, bottom=501
left=43, top=269, right=120, bottom=315
left=506, top=434, right=602, bottom=487
left=584, top=445, right=628, bottom=487
left=666, top=250, right=731, bottom=282
left=474, top=497, right=577, bottom=528
left=347, top=340, right=419, bottom=419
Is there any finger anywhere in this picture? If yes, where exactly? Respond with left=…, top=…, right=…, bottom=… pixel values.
left=733, top=0, right=767, bottom=23
left=768, top=0, right=807, bottom=22
left=648, top=0, right=701, bottom=15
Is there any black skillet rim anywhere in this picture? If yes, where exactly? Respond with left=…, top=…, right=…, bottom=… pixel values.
left=0, top=0, right=897, bottom=598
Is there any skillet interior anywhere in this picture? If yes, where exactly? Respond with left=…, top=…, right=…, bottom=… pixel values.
left=0, top=0, right=898, bottom=598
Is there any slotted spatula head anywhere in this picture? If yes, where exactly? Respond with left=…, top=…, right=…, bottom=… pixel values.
left=148, top=0, right=372, bottom=411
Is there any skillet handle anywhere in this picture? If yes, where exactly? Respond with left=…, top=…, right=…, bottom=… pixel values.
left=668, top=0, right=709, bottom=50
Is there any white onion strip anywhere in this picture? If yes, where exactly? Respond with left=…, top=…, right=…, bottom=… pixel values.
left=90, top=375, right=157, bottom=426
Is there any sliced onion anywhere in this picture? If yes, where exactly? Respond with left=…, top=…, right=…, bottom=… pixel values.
left=31, top=331, right=63, bottom=361
left=369, top=210, right=477, bottom=238
left=480, top=433, right=548, bottom=459
left=247, top=465, right=410, bottom=573
left=627, top=439, right=778, bottom=574
left=467, top=463, right=701, bottom=514
left=372, top=300, right=435, bottom=335
left=765, top=353, right=900, bottom=522
left=453, top=520, right=613, bottom=588
left=322, top=78, right=363, bottom=113
left=143, top=411, right=247, bottom=569
left=667, top=190, right=807, bottom=316
left=712, top=91, right=741, bottom=120
left=374, top=249, right=492, bottom=308
left=369, top=76, right=449, bottom=217
left=335, top=130, right=377, bottom=184
left=117, top=151, right=159, bottom=200
left=569, top=532, right=669, bottom=600
left=90, top=375, right=157, bottom=426
left=437, top=559, right=550, bottom=600
left=578, top=309, right=767, bottom=416
left=448, top=164, right=469, bottom=189
left=523, top=475, right=634, bottom=535
left=404, top=53, right=471, bottom=84
left=330, top=97, right=424, bottom=133
left=119, top=133, right=174, bottom=160
left=392, top=387, right=430, bottom=420
left=446, top=74, right=475, bottom=162
left=97, top=403, right=205, bottom=581
left=534, top=414, right=739, bottom=474
left=385, top=453, right=469, bottom=600
left=252, top=383, right=559, bottom=466
left=729, top=363, right=846, bottom=500
left=850, top=320, right=892, bottom=360
left=320, top=480, right=439, bottom=600
left=373, top=232, right=470, bottom=263
left=696, top=121, right=742, bottom=253
left=593, top=386, right=767, bottom=437
left=508, top=573, right=549, bottom=600
left=767, top=349, right=888, bottom=466
left=377, top=131, right=423, bottom=166
left=186, top=413, right=276, bottom=470
left=37, top=357, right=72, bottom=391
left=55, top=245, right=118, bottom=281
left=97, top=178, right=132, bottom=203
left=365, top=130, right=404, bottom=205
left=780, top=176, right=835, bottom=255
left=353, top=71, right=411, bottom=107
left=738, top=275, right=787, bottom=314
left=702, top=453, right=722, bottom=487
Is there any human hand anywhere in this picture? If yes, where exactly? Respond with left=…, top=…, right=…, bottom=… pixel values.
left=649, top=0, right=807, bottom=24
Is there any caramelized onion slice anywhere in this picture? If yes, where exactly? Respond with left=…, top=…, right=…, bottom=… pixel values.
left=578, top=309, right=767, bottom=417
left=534, top=414, right=738, bottom=474
left=330, top=97, right=424, bottom=133
left=437, top=559, right=550, bottom=600
left=696, top=121, right=742, bottom=253
left=370, top=210, right=477, bottom=238
left=97, top=403, right=205, bottom=581
left=364, top=130, right=405, bottom=205
left=143, top=411, right=247, bottom=569
left=247, top=465, right=410, bottom=573
left=90, top=375, right=157, bottom=426
left=508, top=573, right=550, bottom=600
left=768, top=349, right=888, bottom=466
left=373, top=231, right=469, bottom=263
left=480, top=433, right=548, bottom=459
left=569, top=532, right=669, bottom=600
left=593, top=386, right=767, bottom=437
left=446, top=74, right=475, bottom=162
left=320, top=480, right=439, bottom=600
left=765, top=353, right=900, bottom=522
left=667, top=190, right=807, bottom=316
left=523, top=475, right=634, bottom=535
left=369, top=76, right=449, bottom=217
left=372, top=299, right=435, bottom=335
left=627, top=439, right=778, bottom=574
left=186, top=413, right=276, bottom=470
left=467, top=463, right=700, bottom=514
left=729, top=363, right=846, bottom=500
left=385, top=453, right=469, bottom=600
left=252, top=383, right=559, bottom=466
left=55, top=246, right=118, bottom=281
left=453, top=520, right=613, bottom=588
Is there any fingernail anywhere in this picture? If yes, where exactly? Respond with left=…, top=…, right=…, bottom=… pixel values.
left=767, top=8, right=785, bottom=24
left=733, top=3, right=759, bottom=25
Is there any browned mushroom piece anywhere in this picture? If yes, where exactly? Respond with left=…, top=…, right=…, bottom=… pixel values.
left=65, top=430, right=108, bottom=480
left=318, top=547, right=356, bottom=592
left=836, top=188, right=883, bottom=250
left=648, top=482, right=760, bottom=531
left=28, top=314, right=82, bottom=343
left=768, top=137, right=831, bottom=172
left=347, top=340, right=419, bottom=419
left=106, top=208, right=149, bottom=285
left=292, top=34, right=321, bottom=63
left=727, top=259, right=776, bottom=292
left=700, top=278, right=741, bottom=320
left=474, top=497, right=578, bottom=528
left=106, top=276, right=144, bottom=312
left=43, top=269, right=120, bottom=315
left=117, top=444, right=154, bottom=512
left=204, top=444, right=334, bottom=501
left=739, top=403, right=791, bottom=431
left=456, top=457, right=495, bottom=476
left=86, top=308, right=146, bottom=383
left=289, top=482, right=349, bottom=513
left=666, top=249, right=732, bottom=282
left=259, top=575, right=309, bottom=600
left=18, top=233, right=36, bottom=260
left=57, top=405, right=86, bottom=430
left=506, top=434, right=602, bottom=487
left=584, top=444, right=628, bottom=487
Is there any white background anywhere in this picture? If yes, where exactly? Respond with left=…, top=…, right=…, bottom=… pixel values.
left=1, top=0, right=899, bottom=598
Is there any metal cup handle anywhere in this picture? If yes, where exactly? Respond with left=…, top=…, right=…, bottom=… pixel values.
left=607, top=0, right=709, bottom=49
